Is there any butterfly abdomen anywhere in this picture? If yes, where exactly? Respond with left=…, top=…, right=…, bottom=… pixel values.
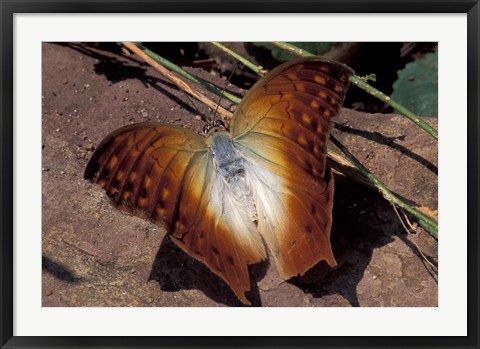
left=208, top=130, right=258, bottom=222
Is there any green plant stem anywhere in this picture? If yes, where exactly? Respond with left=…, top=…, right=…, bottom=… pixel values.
left=271, top=42, right=315, bottom=57
left=330, top=135, right=438, bottom=239
left=133, top=43, right=242, bottom=105
left=271, top=42, right=438, bottom=140
left=349, top=77, right=438, bottom=139
left=211, top=42, right=266, bottom=77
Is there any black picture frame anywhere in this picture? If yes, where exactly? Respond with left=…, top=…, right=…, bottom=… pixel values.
left=1, top=1, right=479, bottom=348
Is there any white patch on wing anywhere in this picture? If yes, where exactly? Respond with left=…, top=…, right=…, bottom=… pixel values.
left=235, top=141, right=327, bottom=278
left=240, top=150, right=336, bottom=279
left=209, top=172, right=266, bottom=260
left=206, top=138, right=307, bottom=274
left=242, top=160, right=287, bottom=258
left=231, top=141, right=294, bottom=271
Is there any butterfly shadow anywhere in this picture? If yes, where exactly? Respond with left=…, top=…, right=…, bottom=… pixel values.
left=289, top=176, right=433, bottom=307
left=148, top=235, right=268, bottom=307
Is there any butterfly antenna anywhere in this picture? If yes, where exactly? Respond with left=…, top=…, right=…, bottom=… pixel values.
left=212, top=61, right=240, bottom=124
left=185, top=93, right=212, bottom=125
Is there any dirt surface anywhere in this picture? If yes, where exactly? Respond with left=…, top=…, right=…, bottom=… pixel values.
left=42, top=43, right=438, bottom=307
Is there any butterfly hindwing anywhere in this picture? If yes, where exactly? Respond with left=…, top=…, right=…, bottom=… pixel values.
left=231, top=57, right=354, bottom=279
left=169, top=150, right=266, bottom=304
left=85, top=122, right=265, bottom=304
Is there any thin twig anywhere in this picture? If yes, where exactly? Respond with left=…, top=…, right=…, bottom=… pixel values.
left=211, top=42, right=267, bottom=77
left=392, top=203, right=414, bottom=234
left=402, top=210, right=417, bottom=231
left=392, top=204, right=437, bottom=270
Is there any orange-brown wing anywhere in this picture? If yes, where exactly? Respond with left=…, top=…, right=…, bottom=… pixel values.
left=85, top=122, right=265, bottom=304
left=231, top=57, right=354, bottom=279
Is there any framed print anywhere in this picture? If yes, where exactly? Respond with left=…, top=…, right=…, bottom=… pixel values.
left=1, top=1, right=479, bottom=348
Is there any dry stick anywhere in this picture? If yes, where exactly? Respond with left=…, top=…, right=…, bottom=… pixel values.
left=208, top=42, right=439, bottom=239
left=122, top=42, right=233, bottom=121
left=271, top=41, right=438, bottom=140
left=392, top=203, right=414, bottom=235
left=402, top=210, right=418, bottom=232
left=392, top=203, right=437, bottom=270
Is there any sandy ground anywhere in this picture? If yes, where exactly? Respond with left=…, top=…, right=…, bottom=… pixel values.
left=42, top=43, right=438, bottom=307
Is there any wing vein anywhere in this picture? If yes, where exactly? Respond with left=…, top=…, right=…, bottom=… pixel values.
left=168, top=151, right=202, bottom=231
left=96, top=136, right=129, bottom=183
left=106, top=129, right=153, bottom=194
left=130, top=132, right=167, bottom=206
left=261, top=91, right=338, bottom=116
left=238, top=130, right=325, bottom=172
left=115, top=129, right=157, bottom=204
left=268, top=68, right=346, bottom=86
left=266, top=79, right=343, bottom=97
left=149, top=149, right=180, bottom=219
left=257, top=115, right=329, bottom=145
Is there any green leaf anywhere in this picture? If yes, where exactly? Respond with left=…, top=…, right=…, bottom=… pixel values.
left=254, top=42, right=334, bottom=62
left=391, top=51, right=438, bottom=117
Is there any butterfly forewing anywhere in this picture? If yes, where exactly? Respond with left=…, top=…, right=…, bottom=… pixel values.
left=231, top=57, right=354, bottom=279
left=85, top=123, right=207, bottom=222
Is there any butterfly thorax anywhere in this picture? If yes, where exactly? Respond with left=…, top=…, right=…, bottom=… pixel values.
left=208, top=130, right=258, bottom=222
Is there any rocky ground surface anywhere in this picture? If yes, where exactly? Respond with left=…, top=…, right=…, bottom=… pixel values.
left=42, top=43, right=438, bottom=307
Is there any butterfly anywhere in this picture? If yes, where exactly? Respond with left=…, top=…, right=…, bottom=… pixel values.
left=84, top=57, right=354, bottom=304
